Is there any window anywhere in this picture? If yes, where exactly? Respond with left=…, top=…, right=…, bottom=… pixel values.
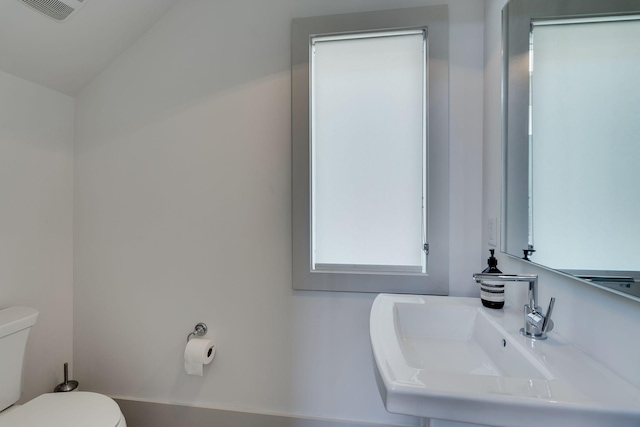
left=292, top=6, right=449, bottom=293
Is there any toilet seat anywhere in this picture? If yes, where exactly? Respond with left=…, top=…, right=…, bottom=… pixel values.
left=0, top=392, right=125, bottom=427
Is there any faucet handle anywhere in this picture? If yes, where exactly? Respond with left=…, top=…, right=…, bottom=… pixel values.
left=522, top=297, right=556, bottom=339
left=541, top=297, right=556, bottom=334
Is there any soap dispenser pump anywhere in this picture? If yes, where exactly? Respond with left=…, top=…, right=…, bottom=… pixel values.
left=479, top=249, right=505, bottom=309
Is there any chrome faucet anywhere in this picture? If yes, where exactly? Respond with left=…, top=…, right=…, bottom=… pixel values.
left=473, top=273, right=556, bottom=340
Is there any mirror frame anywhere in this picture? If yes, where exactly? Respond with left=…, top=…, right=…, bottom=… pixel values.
left=501, top=0, right=640, bottom=301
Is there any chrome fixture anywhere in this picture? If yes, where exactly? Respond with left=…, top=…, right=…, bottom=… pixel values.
left=473, top=273, right=556, bottom=340
left=53, top=362, right=78, bottom=392
left=187, top=322, right=208, bottom=342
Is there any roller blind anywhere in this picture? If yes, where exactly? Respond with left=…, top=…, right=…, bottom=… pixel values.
left=310, top=31, right=427, bottom=273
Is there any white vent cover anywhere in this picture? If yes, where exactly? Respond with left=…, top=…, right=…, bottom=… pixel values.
left=19, top=0, right=88, bottom=22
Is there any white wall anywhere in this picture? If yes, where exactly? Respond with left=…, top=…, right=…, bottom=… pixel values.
left=0, top=70, right=74, bottom=401
left=73, top=1, right=483, bottom=425
left=483, top=0, right=640, bottom=392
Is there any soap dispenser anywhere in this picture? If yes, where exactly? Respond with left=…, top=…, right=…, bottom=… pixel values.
left=479, top=249, right=505, bottom=309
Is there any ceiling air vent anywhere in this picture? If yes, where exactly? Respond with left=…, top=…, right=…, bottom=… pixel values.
left=20, top=0, right=88, bottom=22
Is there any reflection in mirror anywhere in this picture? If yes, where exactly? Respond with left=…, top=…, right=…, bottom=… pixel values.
left=502, top=0, right=640, bottom=300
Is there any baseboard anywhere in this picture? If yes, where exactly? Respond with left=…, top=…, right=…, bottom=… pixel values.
left=115, top=398, right=409, bottom=427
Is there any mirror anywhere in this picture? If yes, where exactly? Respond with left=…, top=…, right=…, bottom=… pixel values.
left=502, top=0, right=640, bottom=300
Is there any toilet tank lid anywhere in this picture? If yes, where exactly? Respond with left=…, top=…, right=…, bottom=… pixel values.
left=0, top=307, right=39, bottom=338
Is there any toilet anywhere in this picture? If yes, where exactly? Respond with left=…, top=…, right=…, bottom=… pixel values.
left=0, top=306, right=126, bottom=427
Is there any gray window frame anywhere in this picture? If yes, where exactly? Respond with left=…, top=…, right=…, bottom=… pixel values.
left=291, top=6, right=450, bottom=293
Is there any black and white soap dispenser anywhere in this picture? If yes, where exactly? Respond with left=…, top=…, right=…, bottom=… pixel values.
left=479, top=249, right=505, bottom=309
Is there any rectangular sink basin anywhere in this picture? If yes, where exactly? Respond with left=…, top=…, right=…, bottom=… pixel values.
left=397, top=301, right=552, bottom=383
left=370, top=294, right=640, bottom=427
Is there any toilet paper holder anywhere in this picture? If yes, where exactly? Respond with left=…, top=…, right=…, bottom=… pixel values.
left=187, top=322, right=208, bottom=342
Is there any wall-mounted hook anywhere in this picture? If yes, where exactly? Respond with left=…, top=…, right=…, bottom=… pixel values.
left=187, top=322, right=208, bottom=342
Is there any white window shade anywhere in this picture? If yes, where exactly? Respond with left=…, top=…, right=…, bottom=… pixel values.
left=311, top=31, right=426, bottom=273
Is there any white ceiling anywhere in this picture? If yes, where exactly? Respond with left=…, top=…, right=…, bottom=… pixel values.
left=0, top=0, right=182, bottom=96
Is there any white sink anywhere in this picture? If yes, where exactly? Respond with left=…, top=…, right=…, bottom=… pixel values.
left=370, top=294, right=640, bottom=427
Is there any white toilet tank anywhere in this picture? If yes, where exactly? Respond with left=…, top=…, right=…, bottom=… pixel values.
left=0, top=307, right=39, bottom=412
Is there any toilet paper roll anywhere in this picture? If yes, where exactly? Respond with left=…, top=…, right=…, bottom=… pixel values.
left=184, top=337, right=215, bottom=376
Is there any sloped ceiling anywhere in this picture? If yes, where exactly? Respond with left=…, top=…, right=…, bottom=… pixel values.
left=0, top=0, right=182, bottom=96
